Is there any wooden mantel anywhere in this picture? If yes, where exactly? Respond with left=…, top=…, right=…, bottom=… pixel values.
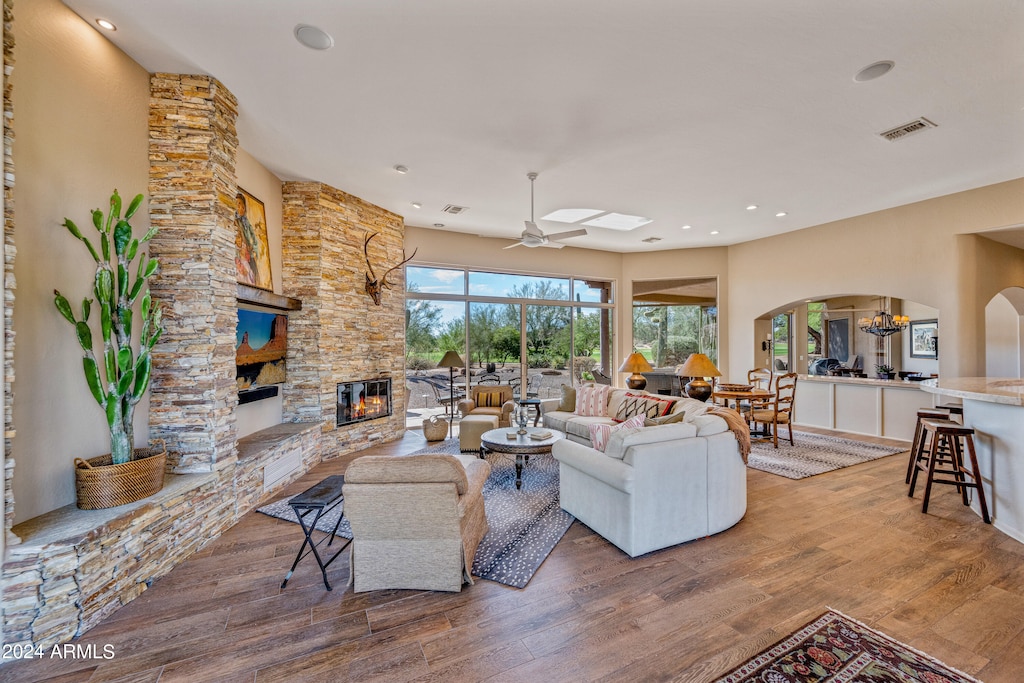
left=236, top=283, right=302, bottom=311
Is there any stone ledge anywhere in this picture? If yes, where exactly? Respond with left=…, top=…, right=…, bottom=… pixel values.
left=9, top=472, right=215, bottom=552
left=237, top=421, right=322, bottom=462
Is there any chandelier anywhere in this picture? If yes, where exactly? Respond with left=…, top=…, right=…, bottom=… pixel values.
left=857, top=311, right=909, bottom=337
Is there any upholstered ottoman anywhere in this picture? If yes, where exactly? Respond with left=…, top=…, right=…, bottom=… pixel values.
left=459, top=414, right=499, bottom=452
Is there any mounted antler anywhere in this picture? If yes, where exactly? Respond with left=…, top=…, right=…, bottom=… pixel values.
left=363, top=232, right=418, bottom=305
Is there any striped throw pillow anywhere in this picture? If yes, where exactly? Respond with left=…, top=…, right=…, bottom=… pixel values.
left=574, top=384, right=611, bottom=417
left=477, top=391, right=504, bottom=407
left=589, top=414, right=646, bottom=453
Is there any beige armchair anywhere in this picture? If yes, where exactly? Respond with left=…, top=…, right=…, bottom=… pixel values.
left=457, top=384, right=515, bottom=427
left=343, top=453, right=490, bottom=592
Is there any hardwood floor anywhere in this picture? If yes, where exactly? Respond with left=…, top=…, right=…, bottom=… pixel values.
left=4, top=427, right=1024, bottom=682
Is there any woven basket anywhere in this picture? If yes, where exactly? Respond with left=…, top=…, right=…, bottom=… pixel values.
left=74, top=442, right=167, bottom=510
left=423, top=415, right=449, bottom=442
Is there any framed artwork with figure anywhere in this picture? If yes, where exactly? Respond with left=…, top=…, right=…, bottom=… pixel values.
left=235, top=188, right=273, bottom=291
left=910, top=319, right=938, bottom=359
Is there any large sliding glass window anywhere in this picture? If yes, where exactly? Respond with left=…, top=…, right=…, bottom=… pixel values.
left=406, top=267, right=614, bottom=411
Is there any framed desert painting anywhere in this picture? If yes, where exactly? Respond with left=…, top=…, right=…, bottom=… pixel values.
left=234, top=188, right=273, bottom=291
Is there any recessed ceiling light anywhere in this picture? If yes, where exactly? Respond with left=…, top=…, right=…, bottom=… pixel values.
left=746, top=205, right=758, bottom=211
left=95, top=18, right=116, bottom=31
left=775, top=212, right=787, bottom=217
left=433, top=223, right=445, bottom=228
left=411, top=202, right=422, bottom=209
left=393, top=165, right=408, bottom=174
left=542, top=208, right=604, bottom=224
left=680, top=225, right=692, bottom=230
left=582, top=212, right=652, bottom=231
left=294, top=24, right=334, bottom=50
left=710, top=230, right=720, bottom=235
left=854, top=60, right=895, bottom=83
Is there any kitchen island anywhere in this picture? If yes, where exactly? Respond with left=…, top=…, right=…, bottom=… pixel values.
left=794, top=374, right=935, bottom=441
left=922, top=377, right=1024, bottom=542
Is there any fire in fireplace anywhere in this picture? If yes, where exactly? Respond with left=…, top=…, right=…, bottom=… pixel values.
left=337, top=378, right=392, bottom=427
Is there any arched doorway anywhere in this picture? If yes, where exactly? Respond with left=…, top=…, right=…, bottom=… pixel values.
left=985, top=287, right=1024, bottom=378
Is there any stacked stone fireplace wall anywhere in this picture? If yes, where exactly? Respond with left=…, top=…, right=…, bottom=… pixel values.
left=282, top=182, right=408, bottom=454
left=1, top=55, right=407, bottom=647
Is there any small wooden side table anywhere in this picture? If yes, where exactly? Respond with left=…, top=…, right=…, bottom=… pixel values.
left=281, top=474, right=350, bottom=591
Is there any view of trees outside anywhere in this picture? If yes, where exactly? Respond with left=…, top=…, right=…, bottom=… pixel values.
left=405, top=293, right=465, bottom=371
left=632, top=304, right=718, bottom=367
left=807, top=301, right=825, bottom=355
left=405, top=267, right=614, bottom=411
left=772, top=313, right=790, bottom=370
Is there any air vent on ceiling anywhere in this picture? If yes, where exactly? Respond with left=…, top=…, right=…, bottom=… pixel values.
left=441, top=204, right=468, bottom=215
left=879, top=117, right=937, bottom=142
left=641, top=236, right=662, bottom=243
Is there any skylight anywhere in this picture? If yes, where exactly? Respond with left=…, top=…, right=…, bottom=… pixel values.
left=582, top=212, right=653, bottom=231
left=541, top=208, right=604, bottom=224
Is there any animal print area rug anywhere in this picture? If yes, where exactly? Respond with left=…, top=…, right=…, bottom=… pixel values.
left=256, top=438, right=573, bottom=588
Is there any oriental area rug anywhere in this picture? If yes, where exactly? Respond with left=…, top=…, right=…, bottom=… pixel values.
left=747, top=431, right=905, bottom=480
left=714, top=609, right=981, bottom=682
left=256, top=438, right=573, bottom=589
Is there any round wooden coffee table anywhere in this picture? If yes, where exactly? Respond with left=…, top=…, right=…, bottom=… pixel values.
left=480, top=427, right=563, bottom=490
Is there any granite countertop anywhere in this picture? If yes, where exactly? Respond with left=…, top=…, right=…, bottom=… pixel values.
left=921, top=377, right=1024, bottom=406
left=798, top=374, right=928, bottom=388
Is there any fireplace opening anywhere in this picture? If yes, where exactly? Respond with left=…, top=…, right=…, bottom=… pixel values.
left=337, top=378, right=392, bottom=427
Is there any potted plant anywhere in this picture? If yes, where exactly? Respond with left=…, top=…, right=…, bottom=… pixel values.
left=875, top=363, right=896, bottom=380
left=54, top=190, right=166, bottom=509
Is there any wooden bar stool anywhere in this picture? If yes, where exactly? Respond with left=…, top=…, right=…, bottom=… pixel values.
left=936, top=402, right=964, bottom=423
left=905, top=408, right=951, bottom=485
left=909, top=419, right=990, bottom=524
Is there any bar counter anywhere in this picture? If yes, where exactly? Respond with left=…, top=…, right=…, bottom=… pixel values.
left=922, top=378, right=1024, bottom=541
left=794, top=374, right=934, bottom=441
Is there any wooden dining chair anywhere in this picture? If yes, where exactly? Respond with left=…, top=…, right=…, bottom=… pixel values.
left=750, top=372, right=798, bottom=448
left=741, top=368, right=773, bottom=418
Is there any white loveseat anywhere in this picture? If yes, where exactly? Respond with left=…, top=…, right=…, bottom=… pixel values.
left=542, top=387, right=747, bottom=557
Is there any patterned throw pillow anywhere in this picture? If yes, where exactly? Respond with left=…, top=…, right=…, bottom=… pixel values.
left=589, top=414, right=646, bottom=453
left=644, top=411, right=686, bottom=427
left=575, top=384, right=611, bottom=417
left=477, top=390, right=504, bottom=407
left=614, top=392, right=677, bottom=422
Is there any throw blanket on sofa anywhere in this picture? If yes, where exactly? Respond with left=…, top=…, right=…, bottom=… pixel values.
left=707, top=406, right=751, bottom=463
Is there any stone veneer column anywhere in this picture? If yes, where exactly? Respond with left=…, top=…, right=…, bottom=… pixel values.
left=281, top=182, right=407, bottom=454
left=3, top=0, right=15, bottom=544
left=147, top=74, right=239, bottom=472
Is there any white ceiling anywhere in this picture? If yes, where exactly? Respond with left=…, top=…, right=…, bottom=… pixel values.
left=63, top=0, right=1024, bottom=253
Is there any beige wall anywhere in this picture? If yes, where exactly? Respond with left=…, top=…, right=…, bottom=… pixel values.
left=986, top=292, right=1022, bottom=377
left=11, top=0, right=151, bottom=522
left=727, top=179, right=1024, bottom=381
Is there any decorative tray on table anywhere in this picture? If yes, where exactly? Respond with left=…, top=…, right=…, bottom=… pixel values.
left=718, top=384, right=755, bottom=392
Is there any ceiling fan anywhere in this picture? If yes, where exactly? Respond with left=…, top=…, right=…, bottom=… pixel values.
left=503, top=172, right=587, bottom=249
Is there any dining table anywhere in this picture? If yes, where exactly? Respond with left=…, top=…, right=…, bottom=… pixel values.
left=712, top=387, right=774, bottom=439
left=711, top=387, right=773, bottom=412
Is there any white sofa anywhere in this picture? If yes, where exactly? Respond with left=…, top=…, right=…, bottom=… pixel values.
left=543, top=388, right=747, bottom=557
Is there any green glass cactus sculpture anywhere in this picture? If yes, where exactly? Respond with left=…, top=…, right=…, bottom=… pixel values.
left=54, top=190, right=163, bottom=465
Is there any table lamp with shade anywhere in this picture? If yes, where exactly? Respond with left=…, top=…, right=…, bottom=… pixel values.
left=437, top=350, right=464, bottom=437
left=618, top=351, right=653, bottom=390
left=675, top=353, right=721, bottom=402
